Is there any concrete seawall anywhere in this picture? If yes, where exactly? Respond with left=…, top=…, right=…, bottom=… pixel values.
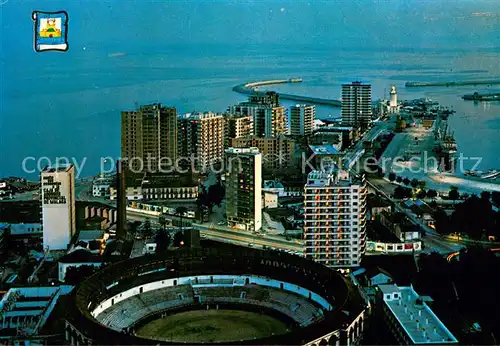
left=405, top=79, right=500, bottom=88
left=233, top=79, right=342, bottom=107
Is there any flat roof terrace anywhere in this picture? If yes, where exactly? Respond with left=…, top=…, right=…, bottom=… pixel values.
left=379, top=284, right=458, bottom=344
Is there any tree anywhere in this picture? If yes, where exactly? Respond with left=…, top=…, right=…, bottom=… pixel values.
left=449, top=194, right=495, bottom=240
left=403, top=178, right=410, bottom=186
left=376, top=166, right=384, bottom=178
left=410, top=178, right=419, bottom=188
left=448, top=187, right=460, bottom=201
left=416, top=189, right=427, bottom=199
left=65, top=265, right=97, bottom=285
left=176, top=206, right=188, bottom=217
left=396, top=176, right=403, bottom=183
left=480, top=191, right=491, bottom=201
left=492, top=191, right=500, bottom=207
left=143, top=219, right=153, bottom=238
left=159, top=215, right=167, bottom=231
left=388, top=172, right=396, bottom=182
left=418, top=180, right=426, bottom=189
left=427, top=189, right=438, bottom=198
left=196, top=185, right=214, bottom=212
left=394, top=186, right=412, bottom=199
left=155, top=230, right=171, bottom=253
left=208, top=182, right=225, bottom=207
left=433, top=208, right=450, bottom=234
left=173, top=231, right=185, bottom=247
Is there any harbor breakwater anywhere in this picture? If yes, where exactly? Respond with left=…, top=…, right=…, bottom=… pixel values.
left=405, top=79, right=500, bottom=88
left=233, top=79, right=342, bottom=107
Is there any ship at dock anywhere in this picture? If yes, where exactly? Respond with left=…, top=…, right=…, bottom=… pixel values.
left=462, top=92, right=500, bottom=102
left=434, top=122, right=457, bottom=172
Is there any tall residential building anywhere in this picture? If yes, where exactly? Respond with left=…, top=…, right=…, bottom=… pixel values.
left=341, top=82, right=372, bottom=130
left=121, top=103, right=177, bottom=173
left=228, top=92, right=288, bottom=137
left=116, top=160, right=127, bottom=239
left=178, top=112, right=225, bottom=173
left=290, top=104, right=315, bottom=136
left=230, top=136, right=296, bottom=171
left=303, top=167, right=367, bottom=269
left=225, top=147, right=262, bottom=232
left=248, top=91, right=280, bottom=107
left=224, top=114, right=253, bottom=148
left=41, top=164, right=76, bottom=250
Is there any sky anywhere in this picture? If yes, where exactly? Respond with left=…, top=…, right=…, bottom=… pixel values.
left=0, top=0, right=499, bottom=177
left=1, top=0, right=499, bottom=54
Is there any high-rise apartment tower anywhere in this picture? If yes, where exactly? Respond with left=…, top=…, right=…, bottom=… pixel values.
left=225, top=147, right=262, bottom=232
left=290, top=104, right=315, bottom=136
left=341, top=82, right=372, bottom=130
left=121, top=103, right=177, bottom=173
left=303, top=167, right=367, bottom=269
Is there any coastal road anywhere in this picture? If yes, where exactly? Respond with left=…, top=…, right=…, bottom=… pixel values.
left=193, top=223, right=303, bottom=253
left=115, top=209, right=303, bottom=252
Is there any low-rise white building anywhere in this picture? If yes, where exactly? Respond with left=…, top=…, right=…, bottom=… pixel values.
left=262, top=190, right=279, bottom=209
left=58, top=250, right=104, bottom=282
left=92, top=176, right=113, bottom=197
left=377, top=284, right=458, bottom=345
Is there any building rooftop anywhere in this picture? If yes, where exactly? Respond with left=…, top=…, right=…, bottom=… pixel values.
left=42, top=164, right=73, bottom=173
left=181, top=111, right=223, bottom=120
left=78, top=230, right=106, bottom=242
left=0, top=286, right=73, bottom=336
left=315, top=125, right=354, bottom=131
left=379, top=284, right=458, bottom=344
left=142, top=173, right=198, bottom=188
left=225, top=147, right=260, bottom=155
left=361, top=255, right=417, bottom=286
left=309, top=144, right=342, bottom=156
left=306, top=167, right=363, bottom=188
left=291, top=104, right=314, bottom=108
left=367, top=193, right=392, bottom=209
left=263, top=180, right=285, bottom=189
left=60, top=249, right=103, bottom=263
left=0, top=201, right=41, bottom=223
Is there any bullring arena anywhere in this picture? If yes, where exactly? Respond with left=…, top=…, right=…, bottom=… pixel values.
left=65, top=242, right=368, bottom=345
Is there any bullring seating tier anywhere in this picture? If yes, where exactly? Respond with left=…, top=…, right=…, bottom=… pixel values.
left=95, top=284, right=323, bottom=331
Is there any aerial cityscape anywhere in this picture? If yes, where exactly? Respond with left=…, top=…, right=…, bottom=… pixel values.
left=1, top=1, right=499, bottom=345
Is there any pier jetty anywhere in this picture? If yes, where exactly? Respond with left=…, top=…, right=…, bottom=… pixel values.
left=462, top=92, right=500, bottom=101
left=405, top=79, right=500, bottom=88
left=233, top=79, right=342, bottom=107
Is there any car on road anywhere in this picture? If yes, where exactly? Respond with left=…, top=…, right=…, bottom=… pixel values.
left=248, top=243, right=254, bottom=247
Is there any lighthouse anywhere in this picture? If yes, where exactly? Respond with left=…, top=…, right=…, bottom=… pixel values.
left=388, top=85, right=400, bottom=114
left=390, top=85, right=398, bottom=107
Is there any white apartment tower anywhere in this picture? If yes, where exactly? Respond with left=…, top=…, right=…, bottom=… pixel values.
left=225, top=147, right=262, bottom=232
left=41, top=164, right=76, bottom=251
left=341, top=82, right=372, bottom=130
left=290, top=104, right=315, bottom=136
left=303, top=168, right=367, bottom=269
